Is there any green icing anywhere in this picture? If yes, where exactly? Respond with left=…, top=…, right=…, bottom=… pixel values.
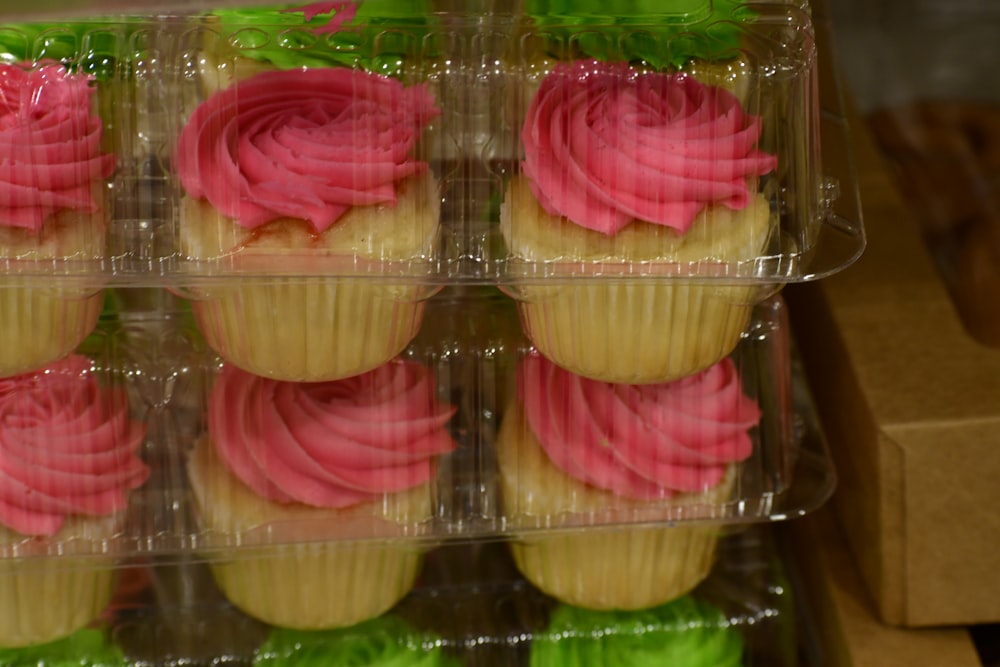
left=254, top=616, right=457, bottom=667
left=530, top=597, right=744, bottom=667
left=208, top=1, right=435, bottom=77
left=0, top=629, right=125, bottom=666
left=76, top=289, right=120, bottom=357
left=524, top=0, right=755, bottom=69
left=0, top=21, right=139, bottom=80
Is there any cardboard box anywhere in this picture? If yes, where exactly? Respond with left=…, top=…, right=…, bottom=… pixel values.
left=785, top=509, right=984, bottom=666
left=785, top=25, right=1000, bottom=626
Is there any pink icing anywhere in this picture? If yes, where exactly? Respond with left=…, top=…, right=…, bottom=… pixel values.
left=208, top=360, right=457, bottom=508
left=519, top=352, right=759, bottom=499
left=521, top=59, right=778, bottom=235
left=281, top=1, right=359, bottom=32
left=0, top=356, right=149, bottom=537
left=0, top=62, right=115, bottom=233
left=176, top=68, right=440, bottom=233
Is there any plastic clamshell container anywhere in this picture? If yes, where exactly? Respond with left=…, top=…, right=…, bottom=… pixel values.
left=185, top=290, right=804, bottom=551
left=0, top=7, right=864, bottom=384
left=107, top=527, right=795, bottom=666
left=156, top=3, right=861, bottom=283
left=0, top=5, right=861, bottom=282
left=0, top=0, right=843, bottom=657
left=0, top=288, right=831, bottom=565
left=0, top=7, right=863, bottom=385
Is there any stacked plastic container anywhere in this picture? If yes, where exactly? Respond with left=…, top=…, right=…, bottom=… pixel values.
left=0, top=1, right=862, bottom=664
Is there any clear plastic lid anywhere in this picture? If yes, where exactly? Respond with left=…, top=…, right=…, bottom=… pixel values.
left=0, top=4, right=862, bottom=289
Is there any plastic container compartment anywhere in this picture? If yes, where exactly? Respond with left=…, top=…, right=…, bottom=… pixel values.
left=177, top=290, right=815, bottom=543
left=0, top=22, right=137, bottom=378
left=484, top=2, right=864, bottom=384
left=105, top=526, right=795, bottom=667
left=159, top=5, right=455, bottom=384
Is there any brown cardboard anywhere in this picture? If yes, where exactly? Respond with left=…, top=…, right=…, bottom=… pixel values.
left=787, top=509, right=983, bottom=666
left=786, top=57, right=1000, bottom=625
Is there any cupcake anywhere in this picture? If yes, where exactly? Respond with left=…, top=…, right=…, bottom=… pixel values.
left=186, top=359, right=456, bottom=629
left=0, top=61, right=116, bottom=378
left=254, top=617, right=457, bottom=667
left=530, top=596, right=744, bottom=667
left=501, top=59, right=777, bottom=384
left=175, top=60, right=442, bottom=382
left=0, top=628, right=127, bottom=666
left=496, top=352, right=759, bottom=610
left=0, top=356, right=149, bottom=648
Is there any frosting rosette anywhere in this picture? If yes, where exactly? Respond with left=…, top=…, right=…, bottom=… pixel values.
left=0, top=355, right=149, bottom=537
left=524, top=0, right=755, bottom=70
left=521, top=59, right=777, bottom=235
left=206, top=1, right=434, bottom=75
left=530, top=597, right=744, bottom=667
left=208, top=360, right=456, bottom=508
left=520, top=352, right=759, bottom=499
left=176, top=67, right=440, bottom=232
left=254, top=617, right=456, bottom=667
left=0, top=61, right=114, bottom=233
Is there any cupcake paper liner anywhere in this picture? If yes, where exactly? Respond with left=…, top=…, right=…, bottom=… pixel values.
left=0, top=286, right=103, bottom=378
left=0, top=559, right=116, bottom=648
left=210, top=542, right=425, bottom=630
left=510, top=523, right=723, bottom=610
left=516, top=279, right=759, bottom=384
left=192, top=279, right=428, bottom=383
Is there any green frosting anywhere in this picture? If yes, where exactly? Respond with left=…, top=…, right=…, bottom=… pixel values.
left=524, top=0, right=755, bottom=69
left=530, top=597, right=744, bottom=667
left=0, top=21, right=138, bottom=80
left=207, top=1, right=434, bottom=77
left=76, top=289, right=120, bottom=357
left=0, top=629, right=126, bottom=666
left=254, top=617, right=457, bottom=667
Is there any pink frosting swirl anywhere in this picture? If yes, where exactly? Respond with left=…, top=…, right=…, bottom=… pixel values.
left=0, top=356, right=149, bottom=537
left=520, top=352, right=759, bottom=499
left=522, top=59, right=778, bottom=235
left=0, top=62, right=115, bottom=233
left=208, top=360, right=457, bottom=508
left=176, top=68, right=440, bottom=233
